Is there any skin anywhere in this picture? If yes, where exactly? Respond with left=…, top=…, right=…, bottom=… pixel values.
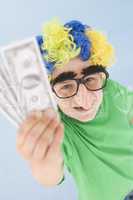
left=16, top=57, right=104, bottom=187
left=51, top=57, right=103, bottom=122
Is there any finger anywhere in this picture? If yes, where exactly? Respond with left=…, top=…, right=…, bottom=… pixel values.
left=17, top=110, right=56, bottom=159
left=41, top=108, right=59, bottom=123
left=47, top=123, right=64, bottom=160
left=16, top=114, right=39, bottom=148
left=16, top=109, right=56, bottom=148
left=32, top=117, right=60, bottom=161
left=21, top=120, right=47, bottom=158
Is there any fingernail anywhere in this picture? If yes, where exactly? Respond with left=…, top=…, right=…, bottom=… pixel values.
left=28, top=110, right=37, bottom=117
left=47, top=109, right=56, bottom=117
left=28, top=110, right=42, bottom=119
left=34, top=111, right=43, bottom=118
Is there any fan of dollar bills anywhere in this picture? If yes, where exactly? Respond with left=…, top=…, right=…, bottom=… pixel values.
left=0, top=37, right=57, bottom=127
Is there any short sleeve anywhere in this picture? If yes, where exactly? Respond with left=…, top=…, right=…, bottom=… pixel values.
left=57, top=174, right=65, bottom=185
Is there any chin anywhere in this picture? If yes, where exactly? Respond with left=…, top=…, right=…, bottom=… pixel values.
left=76, top=114, right=96, bottom=122
left=71, top=109, right=97, bottom=122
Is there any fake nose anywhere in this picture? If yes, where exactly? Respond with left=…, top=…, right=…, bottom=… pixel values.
left=73, top=84, right=94, bottom=109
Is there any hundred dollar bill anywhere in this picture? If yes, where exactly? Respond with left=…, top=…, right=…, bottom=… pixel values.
left=1, top=37, right=57, bottom=119
left=0, top=84, right=21, bottom=127
left=0, top=56, right=25, bottom=121
left=0, top=74, right=23, bottom=122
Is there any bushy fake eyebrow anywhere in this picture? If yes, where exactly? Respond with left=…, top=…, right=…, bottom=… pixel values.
left=51, top=71, right=77, bottom=85
left=81, top=66, right=96, bottom=76
left=51, top=66, right=96, bottom=85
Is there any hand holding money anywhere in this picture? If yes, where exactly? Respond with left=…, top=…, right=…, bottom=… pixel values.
left=0, top=37, right=57, bottom=126
left=0, top=36, right=64, bottom=186
left=16, top=107, right=64, bottom=186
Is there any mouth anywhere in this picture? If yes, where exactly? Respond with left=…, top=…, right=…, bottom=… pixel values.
left=74, top=107, right=92, bottom=112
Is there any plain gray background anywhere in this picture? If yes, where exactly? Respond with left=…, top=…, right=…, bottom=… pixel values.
left=0, top=0, right=133, bottom=199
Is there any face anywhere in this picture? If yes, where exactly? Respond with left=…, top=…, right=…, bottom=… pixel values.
left=51, top=57, right=104, bottom=122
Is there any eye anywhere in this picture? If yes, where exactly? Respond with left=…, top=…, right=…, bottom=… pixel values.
left=61, top=84, right=73, bottom=90
left=85, top=77, right=95, bottom=82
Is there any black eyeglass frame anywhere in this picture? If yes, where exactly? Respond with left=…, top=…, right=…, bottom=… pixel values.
left=51, top=65, right=109, bottom=99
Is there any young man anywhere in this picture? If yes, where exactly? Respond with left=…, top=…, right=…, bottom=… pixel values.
left=16, top=19, right=133, bottom=200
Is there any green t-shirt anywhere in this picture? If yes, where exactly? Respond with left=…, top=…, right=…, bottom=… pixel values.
left=58, top=79, right=133, bottom=200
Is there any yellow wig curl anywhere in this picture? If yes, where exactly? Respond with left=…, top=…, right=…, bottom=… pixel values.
left=41, top=19, right=81, bottom=68
left=41, top=18, right=115, bottom=82
left=85, top=29, right=115, bottom=67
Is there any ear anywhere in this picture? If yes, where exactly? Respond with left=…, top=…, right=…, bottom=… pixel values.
left=100, top=72, right=106, bottom=80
